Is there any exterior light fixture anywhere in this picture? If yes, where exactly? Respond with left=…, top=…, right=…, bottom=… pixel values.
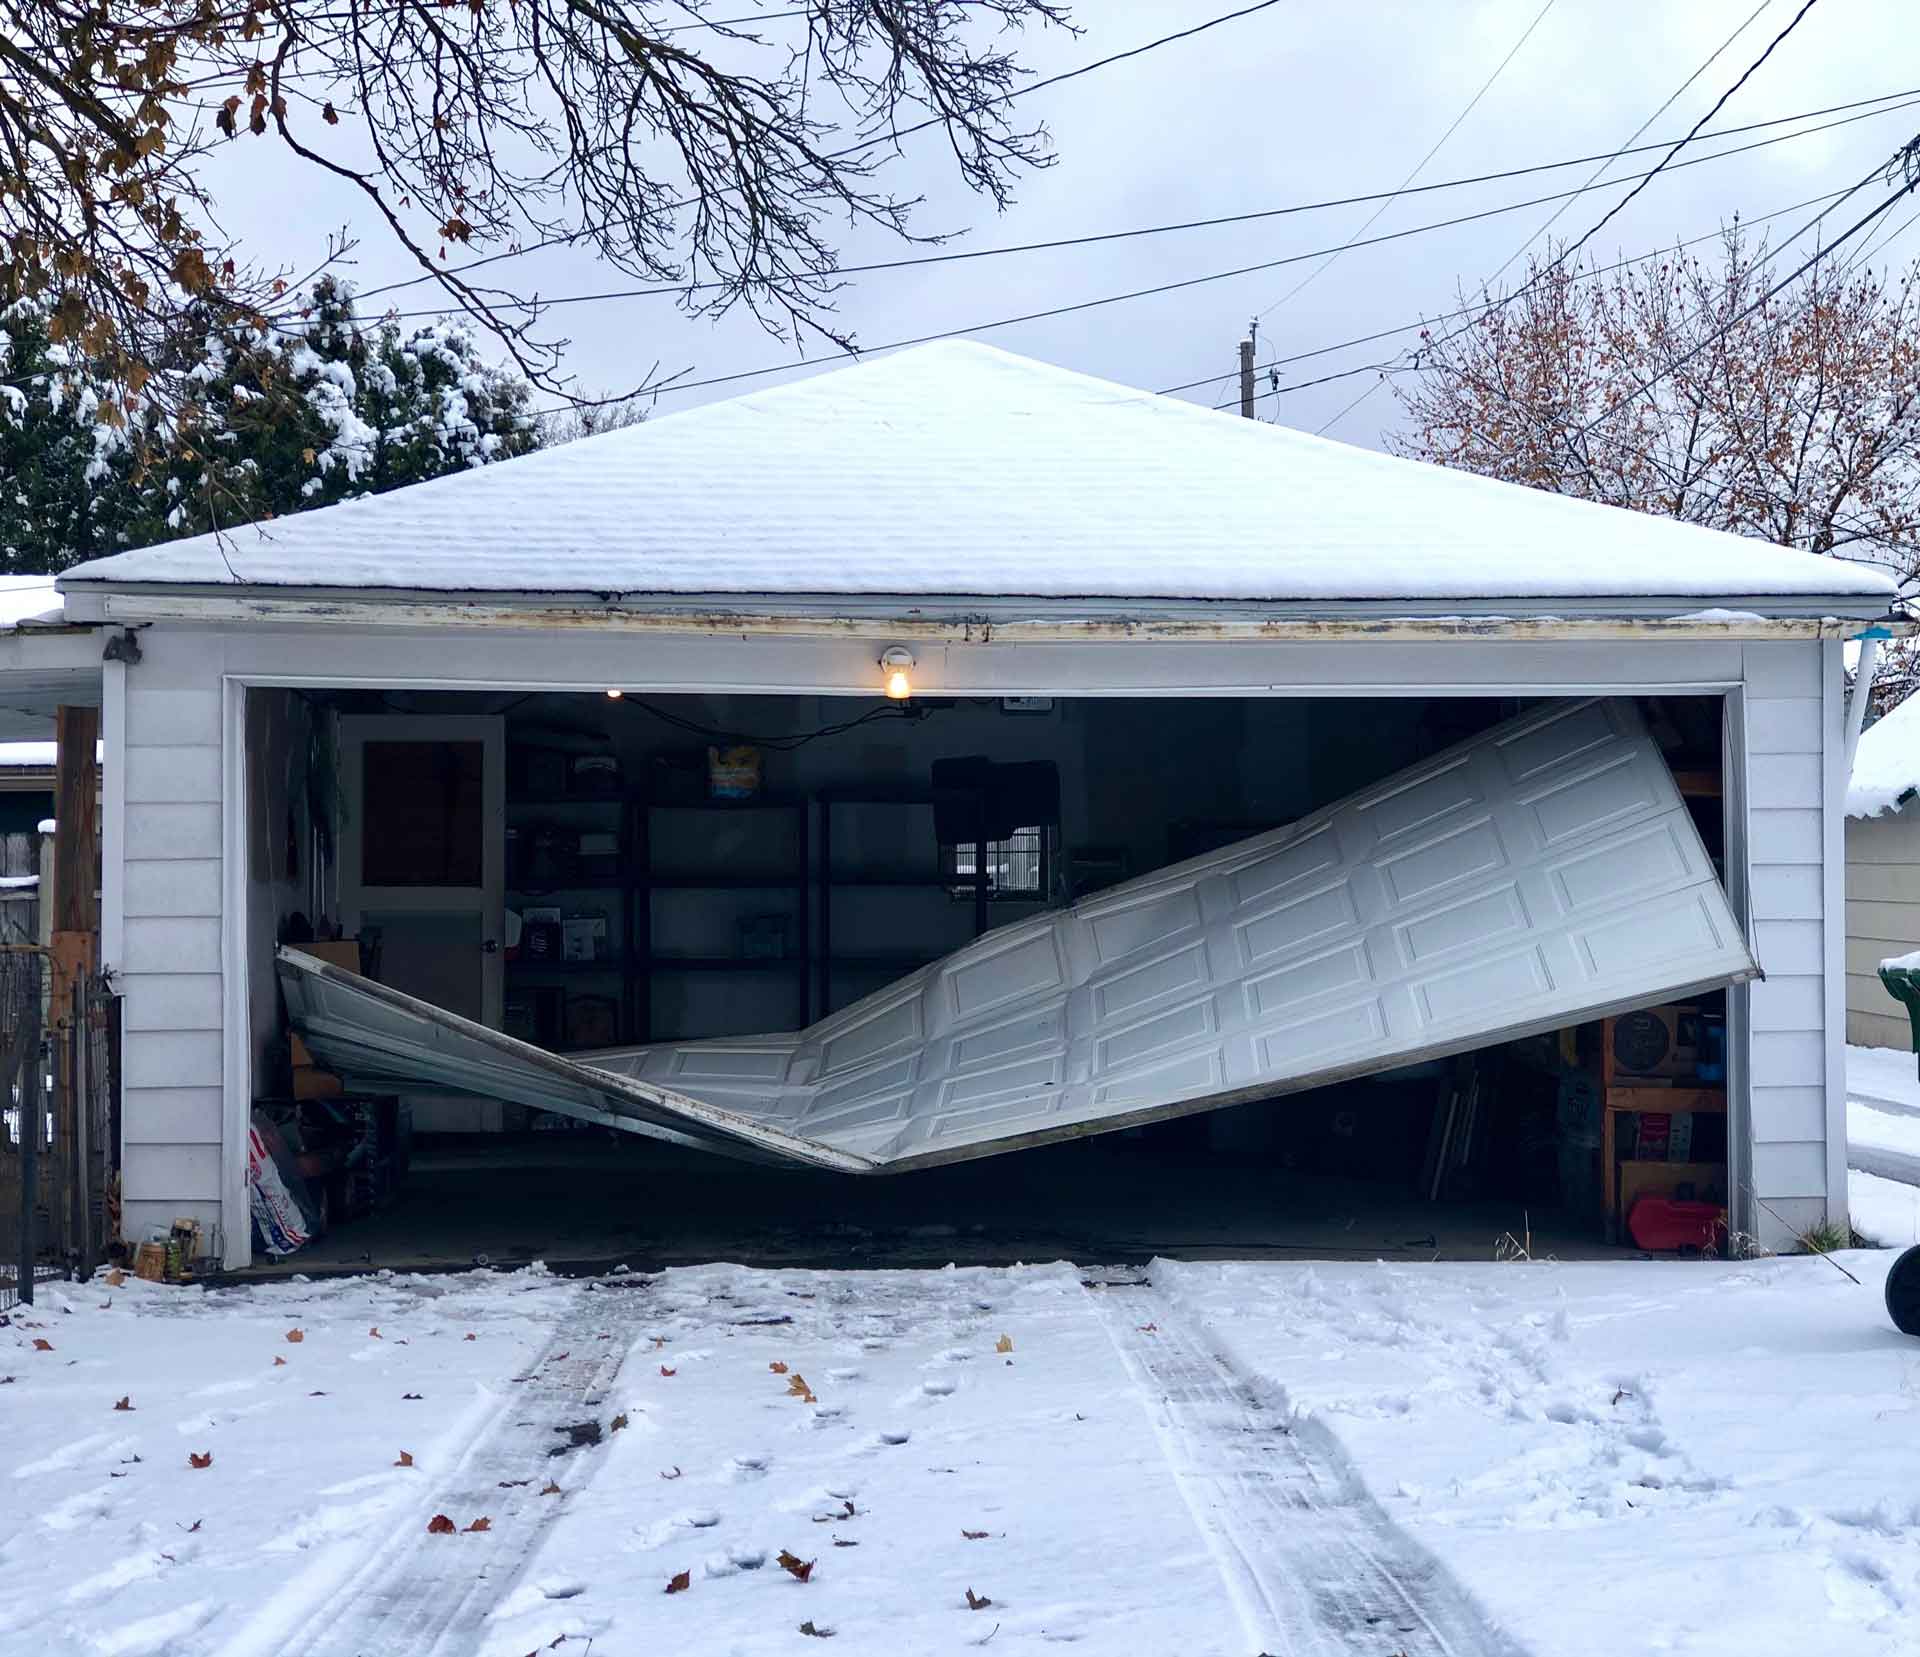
left=605, top=688, right=624, bottom=700
left=880, top=646, right=916, bottom=701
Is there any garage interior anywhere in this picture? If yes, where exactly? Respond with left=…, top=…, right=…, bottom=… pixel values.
left=242, top=685, right=1736, bottom=1271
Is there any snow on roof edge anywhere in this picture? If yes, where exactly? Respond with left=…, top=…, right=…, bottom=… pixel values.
left=54, top=340, right=1904, bottom=607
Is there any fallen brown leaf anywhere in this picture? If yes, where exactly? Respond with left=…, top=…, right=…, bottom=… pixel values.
left=798, top=1620, right=835, bottom=1637
left=962, top=1529, right=989, bottom=1540
left=499, top=1478, right=532, bottom=1488
left=540, top=1481, right=562, bottom=1496
left=285, top=1328, right=304, bottom=1343
left=659, top=1365, right=676, bottom=1378
left=188, top=1452, right=212, bottom=1469
left=550, top=1351, right=570, bottom=1363
left=994, top=1334, right=1013, bottom=1354
left=106, top=1269, right=125, bottom=1286
left=651, top=1336, right=668, bottom=1349
left=665, top=1569, right=691, bottom=1595
left=395, top=1451, right=414, bottom=1468
left=464, top=1333, right=476, bottom=1341
left=965, top=1588, right=993, bottom=1611
left=369, top=1327, right=382, bottom=1339
left=31, top=1339, right=52, bottom=1352
left=465, top=1517, right=491, bottom=1533
left=401, top=1392, right=423, bottom=1400
left=309, top=1390, right=328, bottom=1397
left=659, top=1466, right=682, bottom=1480
left=272, top=1356, right=287, bottom=1367
left=182, top=1519, right=201, bottom=1533
left=427, top=1514, right=456, bottom=1534
left=611, top=1413, right=629, bottom=1432
left=777, top=1550, right=815, bottom=1583
left=113, top=1396, right=133, bottom=1411
left=770, top=1361, right=789, bottom=1374
left=1136, top=1323, right=1158, bottom=1334
left=832, top=1538, right=859, bottom=1548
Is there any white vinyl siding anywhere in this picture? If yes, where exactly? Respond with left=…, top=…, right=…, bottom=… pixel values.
left=1844, top=806, right=1920, bottom=1050
left=1740, top=639, right=1842, bottom=1246
left=111, top=629, right=227, bottom=1250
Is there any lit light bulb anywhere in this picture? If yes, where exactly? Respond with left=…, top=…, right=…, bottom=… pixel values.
left=879, top=647, right=915, bottom=701
left=605, top=688, right=624, bottom=700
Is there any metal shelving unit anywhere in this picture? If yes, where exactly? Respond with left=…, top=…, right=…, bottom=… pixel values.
left=636, top=794, right=810, bottom=1040
left=815, top=786, right=988, bottom=1018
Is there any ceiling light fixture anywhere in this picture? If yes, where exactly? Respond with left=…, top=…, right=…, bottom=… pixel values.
left=880, top=646, right=916, bottom=701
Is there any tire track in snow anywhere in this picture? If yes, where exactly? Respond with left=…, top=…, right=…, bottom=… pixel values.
left=268, top=1281, right=655, bottom=1657
left=1090, top=1283, right=1526, bottom=1657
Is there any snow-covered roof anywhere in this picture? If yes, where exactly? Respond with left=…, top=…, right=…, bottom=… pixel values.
left=0, top=741, right=54, bottom=769
left=60, top=342, right=1897, bottom=609
left=1848, top=691, right=1920, bottom=817
left=0, top=576, right=62, bottom=632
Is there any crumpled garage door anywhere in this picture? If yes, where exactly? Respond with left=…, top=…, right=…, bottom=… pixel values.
left=280, top=698, right=1758, bottom=1173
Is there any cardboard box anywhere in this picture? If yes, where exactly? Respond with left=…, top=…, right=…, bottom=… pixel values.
left=301, top=938, right=364, bottom=975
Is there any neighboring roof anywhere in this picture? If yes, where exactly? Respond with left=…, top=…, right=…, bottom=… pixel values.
left=59, top=341, right=1896, bottom=610
left=0, top=741, right=54, bottom=768
left=0, top=576, right=62, bottom=632
left=1848, top=692, right=1920, bottom=817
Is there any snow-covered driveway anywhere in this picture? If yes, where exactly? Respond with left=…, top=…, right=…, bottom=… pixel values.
left=4, top=1254, right=1917, bottom=1656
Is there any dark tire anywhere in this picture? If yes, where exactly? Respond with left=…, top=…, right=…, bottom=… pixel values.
left=1889, top=1246, right=1920, bottom=1338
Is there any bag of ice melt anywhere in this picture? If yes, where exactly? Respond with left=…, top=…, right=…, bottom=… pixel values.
left=248, top=1110, right=317, bottom=1257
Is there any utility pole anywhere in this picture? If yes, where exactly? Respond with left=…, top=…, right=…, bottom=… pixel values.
left=1238, top=333, right=1255, bottom=419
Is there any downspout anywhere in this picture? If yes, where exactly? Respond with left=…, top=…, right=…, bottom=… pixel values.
left=1844, top=627, right=1889, bottom=777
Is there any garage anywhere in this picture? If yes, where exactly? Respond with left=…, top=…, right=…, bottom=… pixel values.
left=47, top=342, right=1898, bottom=1269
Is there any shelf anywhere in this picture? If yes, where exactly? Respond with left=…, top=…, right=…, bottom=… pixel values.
left=509, top=884, right=626, bottom=895
left=649, top=876, right=806, bottom=890
left=507, top=958, right=625, bottom=974
left=818, top=790, right=933, bottom=807
left=644, top=956, right=806, bottom=973
left=508, top=793, right=629, bottom=807
left=647, top=795, right=805, bottom=812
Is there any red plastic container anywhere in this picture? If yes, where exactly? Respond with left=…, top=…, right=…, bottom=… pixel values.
left=1626, top=1197, right=1722, bottom=1252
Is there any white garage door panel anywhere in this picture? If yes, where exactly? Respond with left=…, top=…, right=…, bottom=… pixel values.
left=281, top=698, right=1756, bottom=1172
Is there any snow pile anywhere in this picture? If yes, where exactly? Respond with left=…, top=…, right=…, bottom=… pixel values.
left=1848, top=692, right=1920, bottom=817
left=1848, top=1043, right=1920, bottom=1245
left=61, top=341, right=1899, bottom=605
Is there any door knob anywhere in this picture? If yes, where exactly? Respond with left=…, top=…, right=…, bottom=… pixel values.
left=482, top=939, right=500, bottom=954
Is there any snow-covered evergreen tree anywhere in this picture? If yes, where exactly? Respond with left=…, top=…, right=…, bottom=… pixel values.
left=0, top=279, right=539, bottom=573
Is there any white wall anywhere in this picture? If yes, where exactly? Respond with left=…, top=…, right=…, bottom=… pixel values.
left=102, top=621, right=1843, bottom=1263
left=1844, top=806, right=1920, bottom=1050
left=1742, top=640, right=1844, bottom=1246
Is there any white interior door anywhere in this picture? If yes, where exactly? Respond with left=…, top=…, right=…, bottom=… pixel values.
left=339, top=714, right=505, bottom=1126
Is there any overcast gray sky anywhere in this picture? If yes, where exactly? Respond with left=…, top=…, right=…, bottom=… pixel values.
left=208, top=0, right=1914, bottom=448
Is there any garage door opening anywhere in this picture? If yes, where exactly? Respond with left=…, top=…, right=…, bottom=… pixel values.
left=244, top=686, right=1746, bottom=1270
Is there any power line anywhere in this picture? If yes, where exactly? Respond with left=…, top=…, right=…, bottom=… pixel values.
left=1547, top=0, right=1825, bottom=278
left=356, top=87, right=1920, bottom=327
left=1573, top=163, right=1920, bottom=438
left=350, top=0, right=1294, bottom=305
left=1482, top=0, right=1778, bottom=288
left=1174, top=182, right=1856, bottom=405
left=1297, top=150, right=1913, bottom=443
left=1316, top=0, right=1831, bottom=439
left=525, top=146, right=1887, bottom=408
left=1253, top=0, right=1560, bottom=323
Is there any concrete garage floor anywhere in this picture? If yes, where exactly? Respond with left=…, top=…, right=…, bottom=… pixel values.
left=263, top=1128, right=1632, bottom=1276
